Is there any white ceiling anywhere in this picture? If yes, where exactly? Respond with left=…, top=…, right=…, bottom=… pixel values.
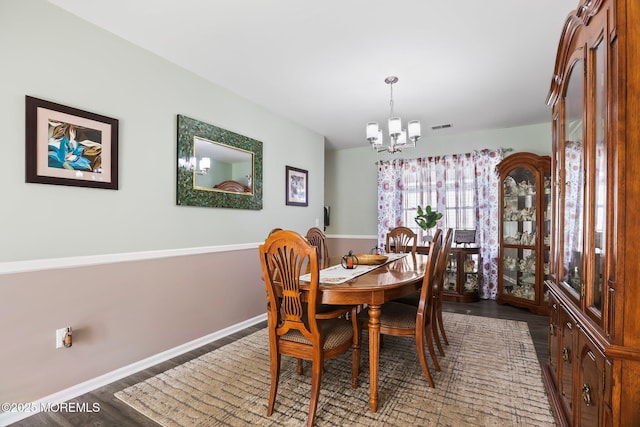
left=47, top=0, right=575, bottom=151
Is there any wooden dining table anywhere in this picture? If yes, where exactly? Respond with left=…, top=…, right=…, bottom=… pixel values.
left=299, top=253, right=429, bottom=413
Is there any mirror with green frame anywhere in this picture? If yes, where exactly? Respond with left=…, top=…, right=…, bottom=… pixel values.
left=176, top=115, right=263, bottom=210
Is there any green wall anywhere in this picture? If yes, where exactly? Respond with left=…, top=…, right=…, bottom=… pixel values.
left=0, top=0, right=325, bottom=263
left=324, top=123, right=552, bottom=235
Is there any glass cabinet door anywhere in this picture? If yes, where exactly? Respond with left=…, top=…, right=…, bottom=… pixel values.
left=503, top=167, right=537, bottom=246
left=561, top=59, right=585, bottom=297
left=502, top=247, right=537, bottom=300
left=463, top=252, right=479, bottom=293
left=444, top=253, right=457, bottom=292
left=590, top=38, right=606, bottom=316
left=501, top=166, right=538, bottom=302
left=551, top=113, right=561, bottom=284
left=543, top=170, right=552, bottom=301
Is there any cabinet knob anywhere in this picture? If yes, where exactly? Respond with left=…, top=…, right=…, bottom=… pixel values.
left=582, top=383, right=592, bottom=406
left=562, top=347, right=571, bottom=363
left=549, top=324, right=557, bottom=336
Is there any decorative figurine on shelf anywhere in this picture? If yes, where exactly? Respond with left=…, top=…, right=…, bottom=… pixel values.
left=520, top=207, right=536, bottom=221
left=504, top=256, right=517, bottom=271
left=464, top=258, right=476, bottom=273
left=517, top=180, right=535, bottom=196
left=465, top=275, right=478, bottom=291
left=341, top=250, right=359, bottom=269
left=505, top=232, right=522, bottom=245
left=504, top=176, right=518, bottom=196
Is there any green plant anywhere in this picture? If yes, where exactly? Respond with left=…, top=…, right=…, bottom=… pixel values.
left=414, top=205, right=443, bottom=231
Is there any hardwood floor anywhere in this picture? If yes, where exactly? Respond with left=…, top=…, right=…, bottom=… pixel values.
left=10, top=300, right=548, bottom=427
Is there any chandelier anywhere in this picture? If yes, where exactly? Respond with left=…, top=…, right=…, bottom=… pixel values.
left=366, top=76, right=421, bottom=153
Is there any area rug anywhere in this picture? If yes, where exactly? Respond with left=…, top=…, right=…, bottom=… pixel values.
left=115, top=313, right=555, bottom=426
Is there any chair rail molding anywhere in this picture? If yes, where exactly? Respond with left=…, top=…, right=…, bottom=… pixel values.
left=0, top=243, right=260, bottom=275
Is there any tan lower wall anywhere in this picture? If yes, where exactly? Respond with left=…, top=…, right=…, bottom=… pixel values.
left=327, top=236, right=378, bottom=259
left=0, top=236, right=371, bottom=407
left=0, top=248, right=264, bottom=404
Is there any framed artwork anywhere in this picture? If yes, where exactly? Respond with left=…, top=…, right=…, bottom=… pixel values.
left=454, top=229, right=477, bottom=245
left=285, top=166, right=308, bottom=207
left=25, top=96, right=119, bottom=189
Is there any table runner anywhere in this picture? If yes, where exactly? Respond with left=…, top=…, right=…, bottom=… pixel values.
left=299, top=253, right=408, bottom=284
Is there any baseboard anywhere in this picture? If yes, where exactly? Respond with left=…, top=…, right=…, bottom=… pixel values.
left=0, top=312, right=267, bottom=427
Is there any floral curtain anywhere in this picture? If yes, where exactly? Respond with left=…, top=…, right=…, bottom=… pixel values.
left=377, top=159, right=407, bottom=248
left=473, top=149, right=504, bottom=299
left=377, top=148, right=504, bottom=299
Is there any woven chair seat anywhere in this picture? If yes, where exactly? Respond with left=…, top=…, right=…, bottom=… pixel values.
left=359, top=302, right=418, bottom=329
left=282, top=318, right=354, bottom=350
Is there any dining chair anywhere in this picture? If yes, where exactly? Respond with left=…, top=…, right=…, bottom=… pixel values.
left=305, top=226, right=330, bottom=268
left=391, top=228, right=453, bottom=357
left=432, top=228, right=454, bottom=354
left=386, top=226, right=418, bottom=254
left=259, top=230, right=360, bottom=427
left=360, top=228, right=443, bottom=388
left=266, top=227, right=357, bottom=374
left=302, top=226, right=360, bottom=319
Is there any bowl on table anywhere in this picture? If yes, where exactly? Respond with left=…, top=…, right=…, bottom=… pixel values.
left=354, top=254, right=388, bottom=265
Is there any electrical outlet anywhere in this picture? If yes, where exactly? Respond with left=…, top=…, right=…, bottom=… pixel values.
left=56, top=327, right=67, bottom=349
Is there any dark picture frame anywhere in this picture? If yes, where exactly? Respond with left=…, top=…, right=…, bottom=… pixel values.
left=285, top=166, right=308, bottom=207
left=25, top=96, right=119, bottom=190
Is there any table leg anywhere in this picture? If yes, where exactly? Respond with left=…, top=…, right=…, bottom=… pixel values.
left=368, top=303, right=381, bottom=412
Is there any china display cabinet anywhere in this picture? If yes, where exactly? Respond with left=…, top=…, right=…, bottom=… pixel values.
left=497, top=152, right=550, bottom=315
left=543, top=1, right=640, bottom=426
left=417, top=246, right=480, bottom=302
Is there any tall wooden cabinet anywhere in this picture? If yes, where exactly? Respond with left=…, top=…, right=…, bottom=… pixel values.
left=497, top=152, right=551, bottom=315
left=543, top=1, right=640, bottom=426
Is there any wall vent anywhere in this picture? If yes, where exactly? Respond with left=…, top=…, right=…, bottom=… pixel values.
left=431, top=123, right=453, bottom=130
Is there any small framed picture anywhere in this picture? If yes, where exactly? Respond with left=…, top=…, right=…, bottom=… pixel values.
left=454, top=229, right=476, bottom=245
left=25, top=96, right=119, bottom=189
left=285, top=166, right=308, bottom=206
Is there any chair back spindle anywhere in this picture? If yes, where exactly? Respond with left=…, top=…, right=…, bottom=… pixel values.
left=386, top=226, right=418, bottom=254
left=262, top=231, right=320, bottom=339
left=305, top=227, right=330, bottom=268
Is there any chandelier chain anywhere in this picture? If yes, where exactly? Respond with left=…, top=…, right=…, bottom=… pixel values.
left=389, top=83, right=395, bottom=117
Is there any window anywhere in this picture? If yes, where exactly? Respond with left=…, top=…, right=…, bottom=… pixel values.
left=377, top=149, right=504, bottom=299
left=388, top=155, right=477, bottom=243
